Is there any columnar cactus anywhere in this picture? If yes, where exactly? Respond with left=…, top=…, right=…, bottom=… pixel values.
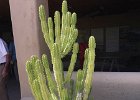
left=26, top=0, right=96, bottom=100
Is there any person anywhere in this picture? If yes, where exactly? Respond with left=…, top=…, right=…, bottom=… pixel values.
left=0, top=35, right=10, bottom=100
left=79, top=35, right=88, bottom=69
left=79, top=42, right=88, bottom=69
left=9, top=34, right=19, bottom=81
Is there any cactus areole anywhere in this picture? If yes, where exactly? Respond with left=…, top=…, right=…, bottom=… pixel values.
left=26, top=0, right=96, bottom=100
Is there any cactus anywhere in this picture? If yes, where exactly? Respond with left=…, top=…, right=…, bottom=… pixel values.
left=26, top=0, right=96, bottom=100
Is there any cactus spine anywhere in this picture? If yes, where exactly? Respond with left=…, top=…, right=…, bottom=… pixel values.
left=26, top=0, right=96, bottom=100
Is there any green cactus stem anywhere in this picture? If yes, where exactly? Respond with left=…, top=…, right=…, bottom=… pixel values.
left=32, top=79, right=44, bottom=100
left=83, top=36, right=96, bottom=100
left=39, top=0, right=78, bottom=58
left=26, top=56, right=39, bottom=98
left=52, top=43, right=64, bottom=97
left=48, top=17, right=54, bottom=45
left=61, top=88, right=69, bottom=100
left=65, top=43, right=79, bottom=83
left=83, top=49, right=89, bottom=79
left=42, top=54, right=57, bottom=93
left=54, top=11, right=61, bottom=48
left=39, top=5, right=51, bottom=49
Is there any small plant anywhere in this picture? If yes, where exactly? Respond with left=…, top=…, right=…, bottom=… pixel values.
left=26, top=0, right=96, bottom=100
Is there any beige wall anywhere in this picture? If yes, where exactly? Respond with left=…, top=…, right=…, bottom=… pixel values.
left=9, top=0, right=49, bottom=99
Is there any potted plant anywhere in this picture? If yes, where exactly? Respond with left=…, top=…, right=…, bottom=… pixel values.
left=26, top=0, right=96, bottom=99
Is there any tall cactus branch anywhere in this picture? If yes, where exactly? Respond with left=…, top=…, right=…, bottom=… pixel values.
left=52, top=43, right=64, bottom=97
left=42, top=54, right=57, bottom=92
left=83, top=36, right=96, bottom=100
left=65, top=43, right=79, bottom=83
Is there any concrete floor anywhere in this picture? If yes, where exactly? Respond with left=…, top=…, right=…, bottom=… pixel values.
left=6, top=72, right=140, bottom=100
left=7, top=77, right=21, bottom=100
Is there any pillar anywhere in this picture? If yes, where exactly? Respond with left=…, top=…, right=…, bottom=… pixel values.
left=9, top=0, right=49, bottom=99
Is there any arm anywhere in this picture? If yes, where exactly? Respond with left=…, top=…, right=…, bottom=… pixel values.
left=2, top=53, right=11, bottom=78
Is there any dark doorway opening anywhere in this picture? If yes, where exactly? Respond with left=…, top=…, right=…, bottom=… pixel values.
left=0, top=0, right=21, bottom=100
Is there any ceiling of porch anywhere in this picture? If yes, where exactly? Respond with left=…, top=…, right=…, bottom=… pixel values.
left=0, top=0, right=140, bottom=30
left=48, top=0, right=140, bottom=18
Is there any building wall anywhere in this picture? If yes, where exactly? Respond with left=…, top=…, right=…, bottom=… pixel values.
left=77, top=12, right=140, bottom=29
left=77, top=12, right=140, bottom=52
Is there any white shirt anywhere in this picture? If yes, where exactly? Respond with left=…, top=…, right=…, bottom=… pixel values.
left=0, top=38, right=8, bottom=64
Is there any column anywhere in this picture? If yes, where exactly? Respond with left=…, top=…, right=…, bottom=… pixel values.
left=9, top=0, right=49, bottom=99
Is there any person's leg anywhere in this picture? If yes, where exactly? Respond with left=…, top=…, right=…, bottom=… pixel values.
left=0, top=64, right=9, bottom=100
